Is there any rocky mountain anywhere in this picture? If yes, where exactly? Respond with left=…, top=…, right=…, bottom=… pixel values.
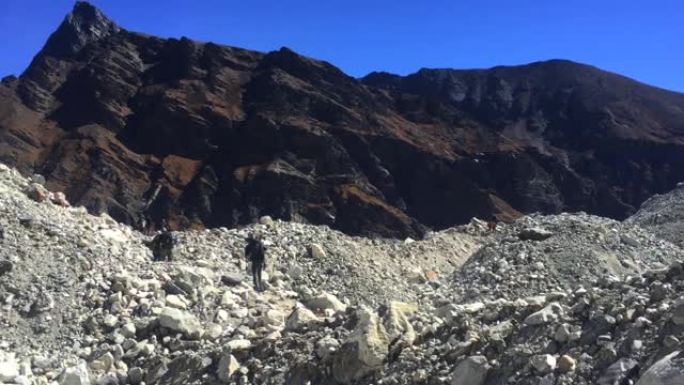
left=2, top=161, right=684, bottom=385
left=3, top=2, right=684, bottom=238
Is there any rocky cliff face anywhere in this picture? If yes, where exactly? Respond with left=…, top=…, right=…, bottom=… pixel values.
left=3, top=2, right=684, bottom=237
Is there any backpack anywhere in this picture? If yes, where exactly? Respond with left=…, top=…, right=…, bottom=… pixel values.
left=246, top=239, right=265, bottom=263
left=152, top=231, right=175, bottom=261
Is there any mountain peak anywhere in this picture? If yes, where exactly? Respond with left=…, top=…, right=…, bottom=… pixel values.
left=40, top=1, right=119, bottom=57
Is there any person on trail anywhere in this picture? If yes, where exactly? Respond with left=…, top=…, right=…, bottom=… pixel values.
left=487, top=215, right=498, bottom=232
left=245, top=233, right=266, bottom=292
left=151, top=231, right=174, bottom=261
left=150, top=219, right=174, bottom=261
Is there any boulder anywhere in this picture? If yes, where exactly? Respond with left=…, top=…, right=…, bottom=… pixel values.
left=485, top=320, right=514, bottom=342
left=226, top=339, right=252, bottom=352
left=158, top=307, right=203, bottom=339
left=524, top=303, right=562, bottom=326
left=0, top=260, right=12, bottom=276
left=204, top=323, right=223, bottom=340
left=0, top=352, right=18, bottom=383
left=531, top=354, right=557, bottom=374
left=671, top=297, right=684, bottom=325
left=333, top=307, right=389, bottom=383
left=451, top=355, right=490, bottom=385
left=165, top=294, right=189, bottom=310
left=554, top=323, right=573, bottom=342
left=558, top=355, right=577, bottom=373
left=58, top=361, right=91, bottom=385
left=216, top=353, right=240, bottom=382
left=89, top=352, right=114, bottom=372
left=316, top=336, right=341, bottom=360
left=51, top=191, right=70, bottom=207
left=309, top=243, right=326, bottom=259
left=259, top=216, right=274, bottom=226
left=383, top=301, right=418, bottom=346
left=220, top=273, right=244, bottom=286
left=597, top=358, right=639, bottom=385
left=156, top=354, right=205, bottom=385
left=25, top=183, right=49, bottom=203
left=306, top=292, right=347, bottom=312
left=128, top=367, right=143, bottom=385
left=518, top=227, right=554, bottom=241
left=636, top=351, right=684, bottom=385
left=261, top=309, right=285, bottom=327
left=220, top=291, right=238, bottom=307
left=285, top=307, right=321, bottom=332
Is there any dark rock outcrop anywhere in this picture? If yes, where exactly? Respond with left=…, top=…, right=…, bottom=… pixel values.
left=3, top=2, right=684, bottom=237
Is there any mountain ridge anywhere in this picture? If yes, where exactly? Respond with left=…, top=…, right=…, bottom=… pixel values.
left=2, top=2, right=684, bottom=237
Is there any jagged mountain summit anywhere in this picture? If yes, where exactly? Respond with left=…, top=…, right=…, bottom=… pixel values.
left=3, top=2, right=684, bottom=237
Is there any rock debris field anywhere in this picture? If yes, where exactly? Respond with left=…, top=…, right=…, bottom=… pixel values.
left=1, top=162, right=684, bottom=385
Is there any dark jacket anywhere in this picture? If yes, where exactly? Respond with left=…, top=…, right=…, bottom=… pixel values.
left=245, top=238, right=265, bottom=264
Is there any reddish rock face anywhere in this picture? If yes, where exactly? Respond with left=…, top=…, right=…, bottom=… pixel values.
left=3, top=2, right=684, bottom=237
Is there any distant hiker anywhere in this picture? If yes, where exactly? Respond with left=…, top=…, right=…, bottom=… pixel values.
left=245, top=233, right=266, bottom=292
left=150, top=220, right=174, bottom=261
left=487, top=219, right=498, bottom=232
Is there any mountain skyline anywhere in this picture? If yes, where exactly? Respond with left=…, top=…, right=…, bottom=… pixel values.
left=2, top=0, right=683, bottom=92
left=3, top=2, right=684, bottom=237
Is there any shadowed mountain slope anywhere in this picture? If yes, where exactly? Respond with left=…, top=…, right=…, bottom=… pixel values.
left=3, top=2, right=684, bottom=237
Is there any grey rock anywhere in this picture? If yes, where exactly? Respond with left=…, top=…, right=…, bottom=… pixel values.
left=158, top=307, right=203, bottom=339
left=636, top=351, right=684, bottom=385
left=285, top=307, right=321, bottom=332
left=524, top=303, right=562, bottom=326
left=0, top=352, right=19, bottom=383
left=671, top=297, right=684, bottom=325
left=531, top=354, right=556, bottom=374
left=221, top=273, right=244, bottom=286
left=518, top=227, right=554, bottom=241
left=451, top=355, right=490, bottom=385
left=216, top=353, right=240, bottom=382
left=306, top=292, right=347, bottom=312
left=58, top=361, right=91, bottom=385
left=0, top=260, right=12, bottom=276
left=596, top=358, right=639, bottom=385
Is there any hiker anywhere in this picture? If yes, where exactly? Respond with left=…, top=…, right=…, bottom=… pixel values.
left=487, top=218, right=498, bottom=232
left=245, top=233, right=266, bottom=292
left=150, top=220, right=174, bottom=261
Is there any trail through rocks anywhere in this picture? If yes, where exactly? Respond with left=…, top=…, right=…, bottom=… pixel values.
left=1, top=162, right=684, bottom=385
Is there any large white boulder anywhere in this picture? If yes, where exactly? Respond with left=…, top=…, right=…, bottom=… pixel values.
left=158, top=307, right=203, bottom=339
left=285, top=306, right=321, bottom=332
left=384, top=301, right=418, bottom=346
left=216, top=353, right=240, bottom=382
left=0, top=351, right=18, bottom=383
left=333, top=307, right=390, bottom=383
left=306, top=292, right=347, bottom=312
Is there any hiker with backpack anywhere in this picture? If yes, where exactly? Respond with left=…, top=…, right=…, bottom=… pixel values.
left=245, top=233, right=266, bottom=292
left=149, top=219, right=174, bottom=261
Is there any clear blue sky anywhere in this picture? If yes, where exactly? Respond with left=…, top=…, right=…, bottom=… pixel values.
left=1, top=0, right=683, bottom=91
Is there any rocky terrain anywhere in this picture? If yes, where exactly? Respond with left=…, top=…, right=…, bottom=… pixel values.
left=4, top=2, right=684, bottom=237
left=626, top=182, right=684, bottom=248
left=2, top=161, right=684, bottom=385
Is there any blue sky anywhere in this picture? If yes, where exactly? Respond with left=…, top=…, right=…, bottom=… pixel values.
left=1, top=0, right=683, bottom=91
